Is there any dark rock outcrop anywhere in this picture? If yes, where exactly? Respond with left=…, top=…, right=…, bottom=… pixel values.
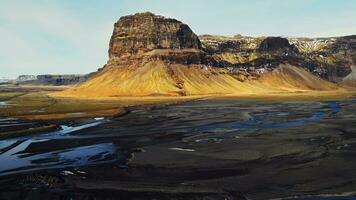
left=109, top=12, right=202, bottom=59
left=258, top=37, right=298, bottom=53
left=104, top=12, right=210, bottom=69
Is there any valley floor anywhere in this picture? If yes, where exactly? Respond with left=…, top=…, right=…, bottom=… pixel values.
left=1, top=85, right=356, bottom=199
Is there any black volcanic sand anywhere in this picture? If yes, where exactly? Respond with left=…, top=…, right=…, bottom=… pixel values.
left=1, top=99, right=356, bottom=200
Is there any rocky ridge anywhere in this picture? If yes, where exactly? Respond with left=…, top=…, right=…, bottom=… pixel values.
left=200, top=35, right=356, bottom=82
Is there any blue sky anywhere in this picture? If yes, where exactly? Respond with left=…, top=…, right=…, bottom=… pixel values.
left=1, top=0, right=356, bottom=78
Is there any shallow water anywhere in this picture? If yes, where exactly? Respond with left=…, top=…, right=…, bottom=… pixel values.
left=0, top=142, right=117, bottom=176
left=0, top=118, right=122, bottom=176
left=196, top=101, right=341, bottom=131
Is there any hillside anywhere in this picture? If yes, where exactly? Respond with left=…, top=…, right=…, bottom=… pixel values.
left=255, top=64, right=338, bottom=91
left=63, top=61, right=262, bottom=97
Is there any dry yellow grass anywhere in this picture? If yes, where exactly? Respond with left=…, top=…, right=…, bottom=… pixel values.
left=57, top=61, right=182, bottom=97
left=55, top=62, right=353, bottom=98
left=252, top=64, right=340, bottom=91
left=56, top=62, right=274, bottom=97
left=0, top=90, right=205, bottom=120
left=169, top=64, right=266, bottom=95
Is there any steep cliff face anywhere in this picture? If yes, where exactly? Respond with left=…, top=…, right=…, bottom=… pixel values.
left=104, top=12, right=208, bottom=68
left=108, top=12, right=201, bottom=59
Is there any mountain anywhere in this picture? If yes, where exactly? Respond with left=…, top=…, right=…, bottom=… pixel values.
left=255, top=64, right=338, bottom=91
left=16, top=74, right=91, bottom=85
left=58, top=12, right=257, bottom=97
left=58, top=12, right=350, bottom=97
left=200, top=35, right=356, bottom=82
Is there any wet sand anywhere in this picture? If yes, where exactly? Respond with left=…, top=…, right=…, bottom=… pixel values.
left=1, top=98, right=356, bottom=199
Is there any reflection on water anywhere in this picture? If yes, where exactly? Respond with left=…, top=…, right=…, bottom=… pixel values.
left=0, top=118, right=122, bottom=176
left=197, top=102, right=341, bottom=131
left=55, top=120, right=104, bottom=135
left=0, top=142, right=117, bottom=176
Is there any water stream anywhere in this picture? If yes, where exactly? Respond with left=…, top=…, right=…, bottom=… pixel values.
left=0, top=118, right=121, bottom=176
left=196, top=101, right=341, bottom=131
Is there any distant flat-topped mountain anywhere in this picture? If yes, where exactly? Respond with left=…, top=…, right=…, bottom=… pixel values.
left=16, top=74, right=91, bottom=86
left=58, top=12, right=353, bottom=97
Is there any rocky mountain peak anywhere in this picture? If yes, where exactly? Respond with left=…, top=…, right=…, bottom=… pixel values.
left=258, top=37, right=298, bottom=53
left=108, top=12, right=202, bottom=59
